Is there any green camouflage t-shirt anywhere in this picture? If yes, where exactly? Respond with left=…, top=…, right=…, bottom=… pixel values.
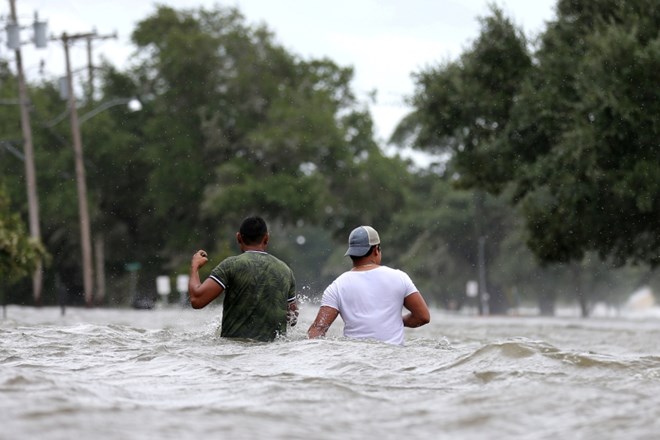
left=209, top=251, right=296, bottom=342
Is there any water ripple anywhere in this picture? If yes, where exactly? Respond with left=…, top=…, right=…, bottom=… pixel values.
left=1, top=306, right=660, bottom=439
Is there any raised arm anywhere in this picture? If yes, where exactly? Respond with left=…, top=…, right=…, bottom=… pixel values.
left=402, top=292, right=430, bottom=328
left=307, top=306, right=339, bottom=339
left=188, top=250, right=223, bottom=309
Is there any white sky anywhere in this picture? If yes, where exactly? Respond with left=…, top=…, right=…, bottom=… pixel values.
left=4, top=0, right=556, bottom=148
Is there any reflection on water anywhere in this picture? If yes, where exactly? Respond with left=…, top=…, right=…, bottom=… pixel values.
left=1, top=305, right=660, bottom=440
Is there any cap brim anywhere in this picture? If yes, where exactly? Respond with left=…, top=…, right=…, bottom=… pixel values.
left=344, top=245, right=371, bottom=257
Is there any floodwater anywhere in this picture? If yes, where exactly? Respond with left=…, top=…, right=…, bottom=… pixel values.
left=1, top=303, right=660, bottom=440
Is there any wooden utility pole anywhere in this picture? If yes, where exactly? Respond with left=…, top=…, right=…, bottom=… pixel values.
left=84, top=30, right=116, bottom=100
left=9, top=0, right=43, bottom=304
left=62, top=32, right=95, bottom=307
left=58, top=29, right=116, bottom=307
left=85, top=31, right=115, bottom=305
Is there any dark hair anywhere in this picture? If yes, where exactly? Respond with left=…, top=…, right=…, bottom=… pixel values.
left=349, top=244, right=379, bottom=261
left=239, top=216, right=268, bottom=245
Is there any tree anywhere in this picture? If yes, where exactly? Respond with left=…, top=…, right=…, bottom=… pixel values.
left=391, top=6, right=531, bottom=193
left=128, top=5, right=410, bottom=264
left=384, top=168, right=514, bottom=312
left=389, top=6, right=531, bottom=313
left=391, top=2, right=660, bottom=316
left=500, top=0, right=660, bottom=267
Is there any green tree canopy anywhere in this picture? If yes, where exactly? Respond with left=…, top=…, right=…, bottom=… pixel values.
left=395, top=0, right=660, bottom=268
left=126, top=5, right=407, bottom=261
left=388, top=6, right=532, bottom=312
left=502, top=0, right=660, bottom=266
left=391, top=6, right=531, bottom=193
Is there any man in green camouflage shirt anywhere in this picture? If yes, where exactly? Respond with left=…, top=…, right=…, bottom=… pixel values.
left=188, top=216, right=298, bottom=342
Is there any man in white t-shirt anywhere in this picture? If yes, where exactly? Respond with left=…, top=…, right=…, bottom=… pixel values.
left=308, top=225, right=430, bottom=345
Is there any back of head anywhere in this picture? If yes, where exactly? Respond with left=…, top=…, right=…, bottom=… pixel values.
left=239, top=216, right=268, bottom=245
left=345, top=225, right=380, bottom=258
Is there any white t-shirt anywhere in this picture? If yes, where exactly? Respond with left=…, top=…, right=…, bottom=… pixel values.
left=321, top=266, right=418, bottom=345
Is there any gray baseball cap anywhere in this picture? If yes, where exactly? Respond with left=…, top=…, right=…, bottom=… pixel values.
left=344, top=226, right=380, bottom=257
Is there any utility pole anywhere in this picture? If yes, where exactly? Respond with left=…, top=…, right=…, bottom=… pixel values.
left=58, top=29, right=115, bottom=307
left=84, top=29, right=116, bottom=100
left=7, top=0, right=47, bottom=305
left=62, top=31, right=94, bottom=307
left=84, top=30, right=116, bottom=306
left=86, top=36, right=94, bottom=99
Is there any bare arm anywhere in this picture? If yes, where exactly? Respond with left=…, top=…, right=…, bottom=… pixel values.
left=188, top=250, right=223, bottom=309
left=402, top=292, right=430, bottom=328
left=307, top=306, right=339, bottom=339
left=287, top=300, right=299, bottom=326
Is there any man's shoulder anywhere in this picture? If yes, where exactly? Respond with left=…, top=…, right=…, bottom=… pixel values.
left=264, top=253, right=293, bottom=271
left=376, top=266, right=414, bottom=283
left=214, top=253, right=258, bottom=274
left=380, top=265, right=408, bottom=275
left=241, top=253, right=295, bottom=281
left=216, top=254, right=243, bottom=268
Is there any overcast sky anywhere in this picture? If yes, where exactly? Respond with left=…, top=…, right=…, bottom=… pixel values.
left=5, top=0, right=557, bottom=146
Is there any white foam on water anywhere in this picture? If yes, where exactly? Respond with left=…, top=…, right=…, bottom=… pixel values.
left=1, top=305, right=659, bottom=439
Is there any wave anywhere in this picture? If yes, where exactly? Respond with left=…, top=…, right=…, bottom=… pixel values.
left=3, top=306, right=660, bottom=439
left=426, top=337, right=660, bottom=383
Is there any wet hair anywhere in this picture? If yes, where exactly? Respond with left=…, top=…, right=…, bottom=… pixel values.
left=239, top=216, right=268, bottom=245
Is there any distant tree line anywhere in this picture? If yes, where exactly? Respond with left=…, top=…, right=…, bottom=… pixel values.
left=1, top=0, right=658, bottom=316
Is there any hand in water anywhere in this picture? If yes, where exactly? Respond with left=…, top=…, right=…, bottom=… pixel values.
left=287, top=308, right=299, bottom=327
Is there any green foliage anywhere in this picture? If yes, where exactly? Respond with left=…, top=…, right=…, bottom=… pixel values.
left=4, top=2, right=654, bottom=314
left=392, top=6, right=531, bottom=193
left=0, top=4, right=409, bottom=303
left=126, top=4, right=404, bottom=259
left=202, top=161, right=327, bottom=224
left=0, top=186, right=48, bottom=283
left=388, top=6, right=532, bottom=309
left=385, top=170, right=515, bottom=308
left=396, top=0, right=660, bottom=270
left=506, top=0, right=660, bottom=266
